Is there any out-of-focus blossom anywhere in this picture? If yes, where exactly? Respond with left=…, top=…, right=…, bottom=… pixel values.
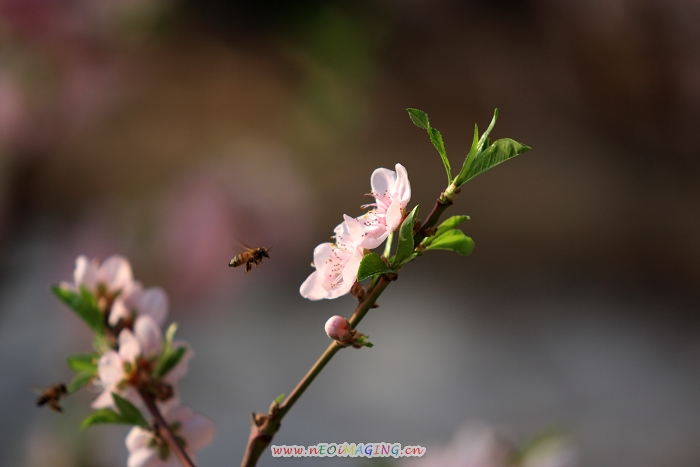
left=109, top=282, right=169, bottom=327
left=125, top=403, right=215, bottom=467
left=300, top=215, right=366, bottom=300
left=402, top=423, right=577, bottom=467
left=92, top=315, right=162, bottom=409
left=324, top=315, right=350, bottom=340
left=359, top=163, right=411, bottom=249
left=63, top=254, right=134, bottom=298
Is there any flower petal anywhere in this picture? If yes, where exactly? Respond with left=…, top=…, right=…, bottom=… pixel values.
left=127, top=446, right=161, bottom=467
left=370, top=167, right=397, bottom=198
left=163, top=341, right=193, bottom=384
left=119, top=329, right=142, bottom=363
left=138, top=287, right=168, bottom=326
left=97, top=350, right=124, bottom=385
left=341, top=247, right=362, bottom=289
left=394, top=163, right=411, bottom=206
left=300, top=271, right=328, bottom=300
left=74, top=255, right=98, bottom=291
left=179, top=413, right=215, bottom=451
left=98, top=255, right=133, bottom=293
left=126, top=426, right=153, bottom=452
left=109, top=298, right=131, bottom=326
left=385, top=200, right=403, bottom=233
left=134, top=315, right=163, bottom=358
left=91, top=385, right=118, bottom=409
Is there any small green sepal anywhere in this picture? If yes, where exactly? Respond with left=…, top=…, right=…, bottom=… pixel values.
left=154, top=345, right=187, bottom=379
left=273, top=393, right=286, bottom=405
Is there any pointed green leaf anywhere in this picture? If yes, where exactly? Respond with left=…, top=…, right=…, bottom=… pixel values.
left=456, top=124, right=480, bottom=185
left=67, top=353, right=99, bottom=373
left=51, top=285, right=105, bottom=336
left=112, top=393, right=148, bottom=427
left=80, top=408, right=129, bottom=429
left=154, top=346, right=187, bottom=379
left=458, top=138, right=531, bottom=186
left=357, top=253, right=393, bottom=282
left=406, top=108, right=430, bottom=130
left=273, top=393, right=286, bottom=405
left=422, top=215, right=471, bottom=247
left=429, top=127, right=451, bottom=183
left=67, top=371, right=95, bottom=393
left=424, top=229, right=475, bottom=256
left=477, top=108, right=498, bottom=153
left=393, top=205, right=419, bottom=267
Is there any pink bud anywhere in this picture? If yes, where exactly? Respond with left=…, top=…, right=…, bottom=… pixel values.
left=324, top=316, right=350, bottom=340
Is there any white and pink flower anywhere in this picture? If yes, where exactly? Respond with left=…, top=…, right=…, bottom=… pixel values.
left=359, top=163, right=411, bottom=249
left=65, top=254, right=134, bottom=297
left=324, top=315, right=350, bottom=340
left=108, top=282, right=169, bottom=327
left=125, top=403, right=215, bottom=467
left=300, top=215, right=367, bottom=300
left=92, top=315, right=163, bottom=410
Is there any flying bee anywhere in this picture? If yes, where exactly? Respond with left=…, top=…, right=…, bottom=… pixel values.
left=36, top=383, right=67, bottom=413
left=229, top=241, right=271, bottom=273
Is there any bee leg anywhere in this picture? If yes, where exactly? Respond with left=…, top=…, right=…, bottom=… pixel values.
left=246, top=262, right=252, bottom=273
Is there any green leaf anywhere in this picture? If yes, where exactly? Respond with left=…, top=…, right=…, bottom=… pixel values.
left=273, top=393, right=286, bottom=405
left=456, top=124, right=480, bottom=186
left=357, top=253, right=393, bottom=282
left=163, top=322, right=177, bottom=355
left=67, top=371, right=95, bottom=393
left=429, top=127, right=451, bottom=183
left=51, top=285, right=104, bottom=336
left=154, top=346, right=187, bottom=379
left=80, top=408, right=129, bottom=429
left=406, top=108, right=430, bottom=129
left=67, top=353, right=99, bottom=373
left=422, top=215, right=471, bottom=247
left=112, top=393, right=148, bottom=427
left=424, top=229, right=475, bottom=256
left=477, top=108, right=498, bottom=153
left=458, top=138, right=531, bottom=186
left=393, top=205, right=419, bottom=267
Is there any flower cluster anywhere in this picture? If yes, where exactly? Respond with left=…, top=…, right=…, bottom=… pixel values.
left=300, top=164, right=411, bottom=300
left=56, top=255, right=214, bottom=467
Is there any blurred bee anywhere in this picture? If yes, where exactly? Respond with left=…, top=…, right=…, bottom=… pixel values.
left=36, top=383, right=67, bottom=413
left=229, top=241, right=271, bottom=273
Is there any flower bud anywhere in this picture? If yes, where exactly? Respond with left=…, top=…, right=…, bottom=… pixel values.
left=324, top=316, right=350, bottom=341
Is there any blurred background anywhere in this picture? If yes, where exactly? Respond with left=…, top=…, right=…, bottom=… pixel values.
left=1, top=0, right=699, bottom=466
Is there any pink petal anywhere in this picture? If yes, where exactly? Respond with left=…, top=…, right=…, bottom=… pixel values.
left=179, top=413, right=215, bottom=451
left=394, top=163, right=411, bottom=206
left=119, top=329, right=142, bottom=363
left=91, top=385, right=118, bottom=409
left=99, top=255, right=133, bottom=293
left=127, top=446, right=161, bottom=467
left=134, top=316, right=163, bottom=358
left=126, top=426, right=153, bottom=452
left=341, top=247, right=362, bottom=287
left=385, top=200, right=403, bottom=232
left=300, top=271, right=329, bottom=300
left=138, top=287, right=168, bottom=326
left=74, top=255, right=98, bottom=291
left=370, top=167, right=397, bottom=198
left=108, top=298, right=131, bottom=326
left=97, top=350, right=124, bottom=385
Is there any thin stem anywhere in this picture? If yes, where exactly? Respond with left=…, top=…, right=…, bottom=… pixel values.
left=140, top=389, right=196, bottom=467
left=239, top=276, right=392, bottom=467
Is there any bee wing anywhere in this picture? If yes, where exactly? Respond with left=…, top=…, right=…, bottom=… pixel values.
left=235, top=239, right=253, bottom=250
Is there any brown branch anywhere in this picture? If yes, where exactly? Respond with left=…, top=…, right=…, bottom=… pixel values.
left=139, top=389, right=196, bottom=467
left=239, top=276, right=392, bottom=467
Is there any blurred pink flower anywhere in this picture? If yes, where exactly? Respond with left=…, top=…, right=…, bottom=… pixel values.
left=125, top=403, right=214, bottom=467
left=63, top=254, right=134, bottom=297
left=300, top=215, right=366, bottom=300
left=109, top=282, right=169, bottom=327
left=92, top=315, right=161, bottom=410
